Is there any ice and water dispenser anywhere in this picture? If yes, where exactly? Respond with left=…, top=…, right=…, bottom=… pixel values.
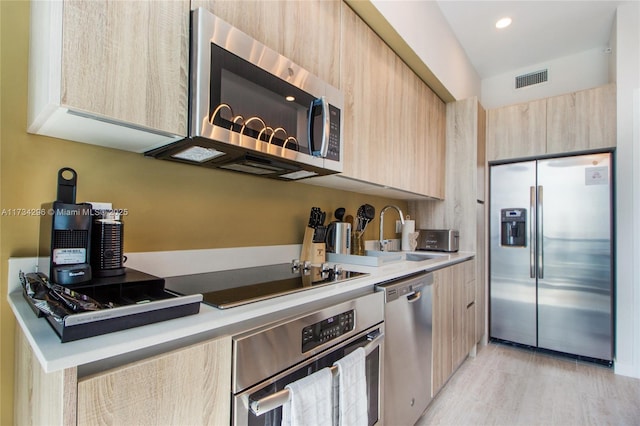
left=501, top=208, right=526, bottom=247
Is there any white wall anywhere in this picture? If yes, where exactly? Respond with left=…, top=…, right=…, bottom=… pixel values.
left=370, top=0, right=481, bottom=101
left=613, top=1, right=640, bottom=379
left=481, top=47, right=612, bottom=109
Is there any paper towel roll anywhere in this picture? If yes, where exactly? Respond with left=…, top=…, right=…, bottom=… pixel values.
left=401, top=220, right=415, bottom=251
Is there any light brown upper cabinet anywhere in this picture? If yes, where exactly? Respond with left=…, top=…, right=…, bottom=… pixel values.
left=28, top=0, right=189, bottom=152
left=486, top=99, right=547, bottom=161
left=487, top=84, right=616, bottom=162
left=340, top=4, right=446, bottom=199
left=202, top=0, right=447, bottom=199
left=193, top=0, right=341, bottom=88
left=546, top=83, right=617, bottom=154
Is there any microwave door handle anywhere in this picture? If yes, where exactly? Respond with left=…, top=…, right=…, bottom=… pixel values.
left=320, top=96, right=329, bottom=157
left=308, top=97, right=329, bottom=157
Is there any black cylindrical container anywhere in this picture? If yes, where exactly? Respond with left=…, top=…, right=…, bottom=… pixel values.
left=91, top=210, right=125, bottom=277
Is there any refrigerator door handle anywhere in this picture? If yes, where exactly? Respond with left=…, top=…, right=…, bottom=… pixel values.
left=537, top=185, right=544, bottom=279
left=530, top=186, right=536, bottom=278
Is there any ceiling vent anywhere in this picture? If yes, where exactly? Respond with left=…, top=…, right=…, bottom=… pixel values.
left=515, top=69, right=548, bottom=89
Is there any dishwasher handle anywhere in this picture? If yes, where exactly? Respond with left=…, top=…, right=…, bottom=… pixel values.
left=407, top=291, right=422, bottom=303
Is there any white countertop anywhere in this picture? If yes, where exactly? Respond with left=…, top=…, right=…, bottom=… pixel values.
left=8, top=245, right=474, bottom=373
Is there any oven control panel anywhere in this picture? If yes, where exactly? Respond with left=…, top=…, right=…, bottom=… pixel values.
left=302, top=309, right=355, bottom=352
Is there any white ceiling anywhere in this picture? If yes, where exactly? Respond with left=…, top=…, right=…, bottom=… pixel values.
left=435, top=0, right=626, bottom=79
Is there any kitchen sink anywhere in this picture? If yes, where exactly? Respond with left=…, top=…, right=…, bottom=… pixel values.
left=404, top=252, right=446, bottom=261
left=366, top=250, right=449, bottom=262
left=327, top=250, right=449, bottom=267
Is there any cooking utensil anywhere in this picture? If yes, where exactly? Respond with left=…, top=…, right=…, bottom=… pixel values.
left=334, top=207, right=346, bottom=222
left=356, top=206, right=364, bottom=231
left=356, top=204, right=376, bottom=232
left=344, top=214, right=354, bottom=229
left=362, top=204, right=375, bottom=231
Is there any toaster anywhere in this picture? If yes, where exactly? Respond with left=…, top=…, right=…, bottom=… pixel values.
left=416, top=229, right=459, bottom=252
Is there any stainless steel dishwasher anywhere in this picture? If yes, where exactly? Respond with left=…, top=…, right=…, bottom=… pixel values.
left=376, top=272, right=433, bottom=426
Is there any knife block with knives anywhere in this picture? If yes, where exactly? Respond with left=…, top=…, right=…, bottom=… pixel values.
left=301, top=207, right=326, bottom=264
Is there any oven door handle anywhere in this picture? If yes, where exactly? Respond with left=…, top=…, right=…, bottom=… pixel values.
left=248, top=331, right=384, bottom=416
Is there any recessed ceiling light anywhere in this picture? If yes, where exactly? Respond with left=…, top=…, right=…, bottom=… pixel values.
left=496, top=17, right=512, bottom=29
left=285, top=95, right=295, bottom=102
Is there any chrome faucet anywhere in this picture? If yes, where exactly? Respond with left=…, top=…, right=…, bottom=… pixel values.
left=379, top=205, right=405, bottom=251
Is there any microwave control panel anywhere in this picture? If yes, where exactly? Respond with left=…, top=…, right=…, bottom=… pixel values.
left=326, top=104, right=341, bottom=161
left=302, top=309, right=355, bottom=352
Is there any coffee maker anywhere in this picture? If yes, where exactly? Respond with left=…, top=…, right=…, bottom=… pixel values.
left=39, top=168, right=93, bottom=285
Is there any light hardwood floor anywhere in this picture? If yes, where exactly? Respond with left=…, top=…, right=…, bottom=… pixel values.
left=416, top=342, right=640, bottom=426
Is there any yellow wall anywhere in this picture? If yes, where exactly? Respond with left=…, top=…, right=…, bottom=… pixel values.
left=0, top=2, right=406, bottom=423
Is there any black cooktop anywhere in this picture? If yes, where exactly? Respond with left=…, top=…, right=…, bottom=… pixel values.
left=164, top=263, right=367, bottom=309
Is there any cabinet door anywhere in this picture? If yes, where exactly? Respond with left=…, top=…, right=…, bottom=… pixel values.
left=77, top=336, right=232, bottom=425
left=194, top=0, right=341, bottom=88
left=14, top=326, right=78, bottom=425
left=432, top=260, right=476, bottom=396
left=420, top=83, right=447, bottom=199
left=62, top=0, right=189, bottom=136
left=431, top=267, right=452, bottom=396
left=341, top=4, right=395, bottom=188
left=452, top=260, right=475, bottom=369
left=451, top=263, right=466, bottom=369
left=465, top=302, right=477, bottom=356
left=463, top=260, right=477, bottom=352
left=341, top=4, right=446, bottom=198
left=486, top=99, right=546, bottom=161
left=546, top=84, right=616, bottom=154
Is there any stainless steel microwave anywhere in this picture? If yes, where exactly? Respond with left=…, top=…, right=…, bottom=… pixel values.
left=146, top=8, right=344, bottom=181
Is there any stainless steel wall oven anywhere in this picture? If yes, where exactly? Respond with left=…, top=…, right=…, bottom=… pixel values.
left=232, top=292, right=384, bottom=426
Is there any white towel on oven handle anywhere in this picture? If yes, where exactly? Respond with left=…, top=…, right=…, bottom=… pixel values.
left=333, top=347, right=368, bottom=426
left=282, top=367, right=333, bottom=426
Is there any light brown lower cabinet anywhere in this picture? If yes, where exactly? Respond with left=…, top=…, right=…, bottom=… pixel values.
left=432, top=259, right=477, bottom=397
left=15, top=326, right=232, bottom=425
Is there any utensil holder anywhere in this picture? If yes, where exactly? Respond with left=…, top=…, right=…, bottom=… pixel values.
left=352, top=231, right=365, bottom=256
left=301, top=227, right=326, bottom=263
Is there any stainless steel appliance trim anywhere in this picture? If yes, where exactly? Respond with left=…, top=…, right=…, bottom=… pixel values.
left=376, top=272, right=433, bottom=426
left=530, top=186, right=536, bottom=278
left=248, top=331, right=383, bottom=416
left=63, top=293, right=203, bottom=326
left=190, top=8, right=343, bottom=172
left=308, top=96, right=330, bottom=157
left=232, top=291, right=384, bottom=393
left=537, top=185, right=544, bottom=279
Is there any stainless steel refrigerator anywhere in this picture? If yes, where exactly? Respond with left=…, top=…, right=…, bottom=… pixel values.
left=489, top=152, right=613, bottom=362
